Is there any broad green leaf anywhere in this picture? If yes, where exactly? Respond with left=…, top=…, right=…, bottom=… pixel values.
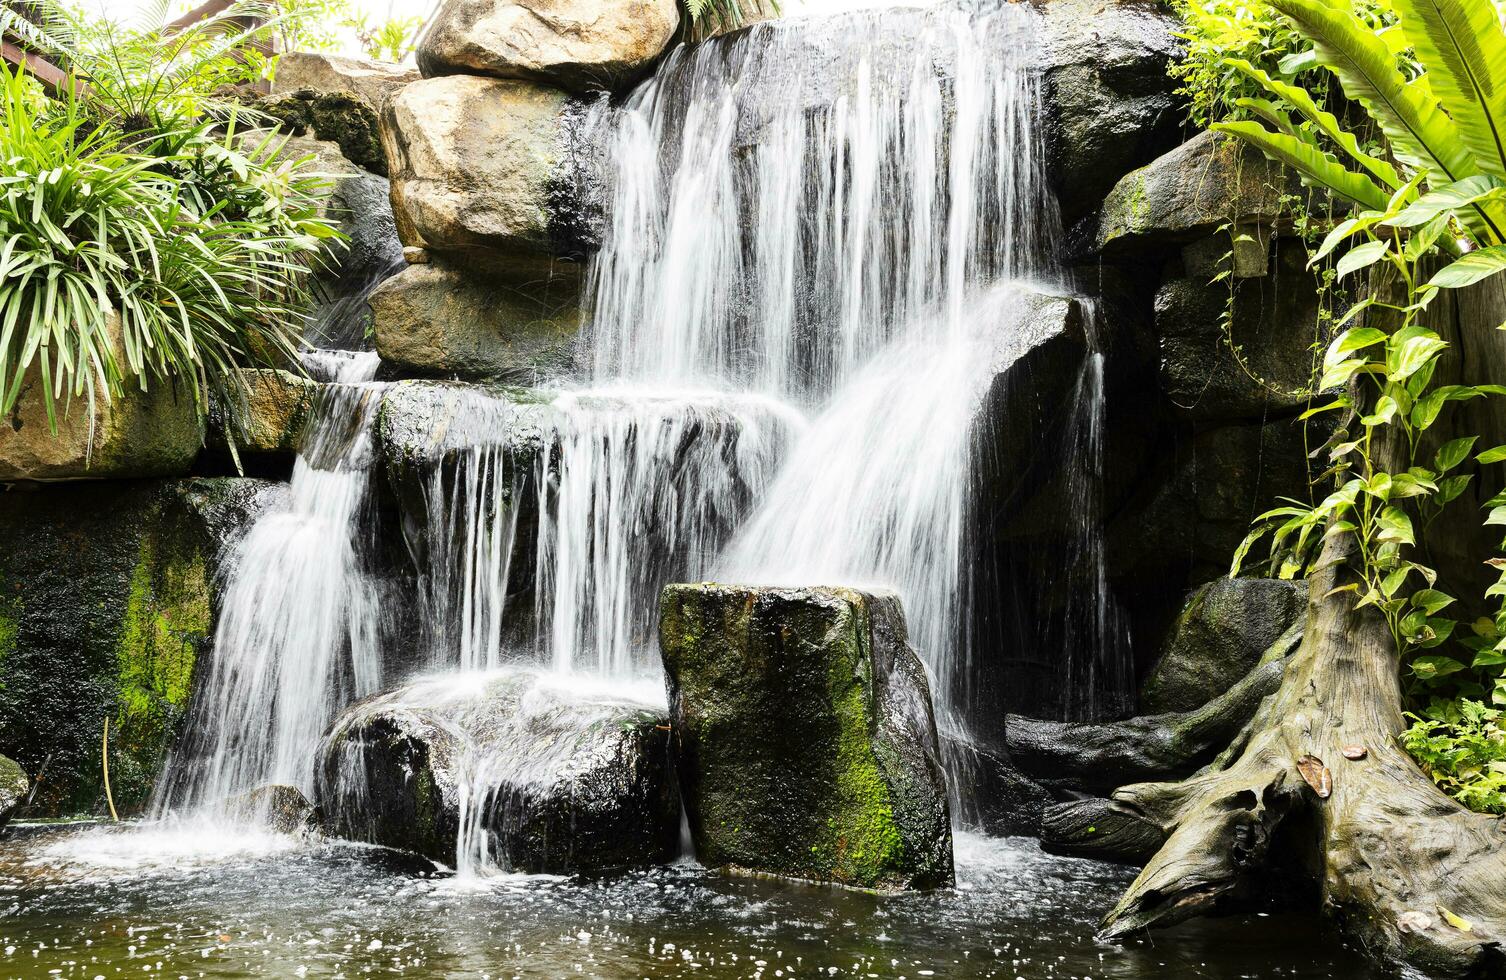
left=1336, top=239, right=1391, bottom=280
left=1478, top=445, right=1506, bottom=464
left=1389, top=332, right=1449, bottom=381
left=1325, top=327, right=1388, bottom=368
left=1212, top=121, right=1392, bottom=212
left=1412, top=655, right=1468, bottom=680
left=1412, top=589, right=1456, bottom=615
left=1386, top=175, right=1506, bottom=228
left=1429, top=245, right=1506, bottom=289
left=1378, top=505, right=1416, bottom=545
left=1437, top=436, right=1480, bottom=472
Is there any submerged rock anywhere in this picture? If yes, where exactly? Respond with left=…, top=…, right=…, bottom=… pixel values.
left=380, top=74, right=604, bottom=264
left=659, top=584, right=953, bottom=892
left=315, top=667, right=680, bottom=872
left=1140, top=577, right=1308, bottom=715
left=418, top=0, right=679, bottom=94
left=370, top=262, right=578, bottom=382
left=222, top=784, right=320, bottom=834
left=0, top=754, right=28, bottom=830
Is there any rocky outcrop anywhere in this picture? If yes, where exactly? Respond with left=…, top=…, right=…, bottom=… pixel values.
left=0, top=754, right=28, bottom=831
left=316, top=667, right=679, bottom=872
left=659, top=584, right=953, bottom=892
left=262, top=89, right=386, bottom=176
left=380, top=74, right=604, bottom=264
left=370, top=262, right=578, bottom=382
left=1140, top=577, right=1307, bottom=715
left=418, top=0, right=679, bottom=94
left=273, top=51, right=418, bottom=111
left=222, top=784, right=321, bottom=834
left=1094, top=131, right=1301, bottom=258
left=0, top=314, right=203, bottom=482
left=1038, top=0, right=1185, bottom=223
left=208, top=369, right=319, bottom=456
left=0, top=478, right=279, bottom=814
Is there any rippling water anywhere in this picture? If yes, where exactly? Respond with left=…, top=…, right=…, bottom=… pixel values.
left=0, top=825, right=1377, bottom=979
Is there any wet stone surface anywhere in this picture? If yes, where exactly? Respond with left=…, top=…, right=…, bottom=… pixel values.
left=0, top=823, right=1381, bottom=978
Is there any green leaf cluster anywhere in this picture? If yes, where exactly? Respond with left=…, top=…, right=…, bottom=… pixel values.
left=1401, top=699, right=1506, bottom=815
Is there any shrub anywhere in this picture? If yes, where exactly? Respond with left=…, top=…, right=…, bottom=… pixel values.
left=1401, top=700, right=1506, bottom=816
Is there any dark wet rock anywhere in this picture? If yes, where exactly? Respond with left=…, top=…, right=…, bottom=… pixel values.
left=1093, top=131, right=1301, bottom=259
left=1040, top=796, right=1166, bottom=865
left=223, top=784, right=320, bottom=834
left=942, top=733, right=1052, bottom=838
left=1140, top=577, right=1308, bottom=715
left=379, top=74, right=605, bottom=265
left=370, top=261, right=579, bottom=383
left=0, top=754, right=28, bottom=830
left=1157, top=239, right=1331, bottom=423
left=0, top=479, right=281, bottom=815
left=660, top=584, right=953, bottom=892
left=419, top=0, right=679, bottom=94
left=272, top=51, right=418, bottom=111
left=263, top=89, right=387, bottom=176
left=315, top=667, right=679, bottom=872
left=1038, top=0, right=1186, bottom=223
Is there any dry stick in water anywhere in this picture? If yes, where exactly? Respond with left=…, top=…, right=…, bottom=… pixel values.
left=102, top=716, right=119, bottom=822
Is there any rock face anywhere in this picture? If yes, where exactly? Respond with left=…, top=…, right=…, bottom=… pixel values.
left=418, top=0, right=679, bottom=93
left=273, top=51, right=419, bottom=111
left=1140, top=577, right=1308, bottom=714
left=1038, top=0, right=1185, bottom=223
left=370, top=262, right=578, bottom=382
left=659, top=584, right=953, bottom=892
left=316, top=667, right=679, bottom=872
left=0, top=754, right=28, bottom=830
left=380, top=74, right=604, bottom=263
left=208, top=369, right=318, bottom=455
left=0, top=479, right=279, bottom=814
left=0, top=314, right=204, bottom=482
left=222, top=784, right=320, bottom=834
left=262, top=89, right=386, bottom=175
left=1094, top=131, right=1301, bottom=258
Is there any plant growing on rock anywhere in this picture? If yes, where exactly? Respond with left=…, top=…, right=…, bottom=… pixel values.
left=1090, top=1, right=1506, bottom=976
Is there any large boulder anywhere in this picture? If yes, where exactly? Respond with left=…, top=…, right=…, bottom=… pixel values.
left=273, top=51, right=419, bottom=111
left=0, top=315, right=203, bottom=482
left=418, top=0, right=679, bottom=94
left=0, top=478, right=279, bottom=814
left=1140, top=577, right=1308, bottom=714
left=0, top=754, right=27, bottom=830
left=261, top=89, right=386, bottom=176
left=659, top=584, right=953, bottom=892
left=380, top=74, right=604, bottom=265
left=316, top=667, right=680, bottom=872
left=1038, top=0, right=1185, bottom=223
left=1093, top=131, right=1301, bottom=258
left=371, top=262, right=578, bottom=382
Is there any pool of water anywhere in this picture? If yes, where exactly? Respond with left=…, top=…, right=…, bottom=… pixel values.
left=0, top=823, right=1380, bottom=979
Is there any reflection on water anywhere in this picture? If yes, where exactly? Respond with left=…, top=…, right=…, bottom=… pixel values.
left=0, top=825, right=1378, bottom=978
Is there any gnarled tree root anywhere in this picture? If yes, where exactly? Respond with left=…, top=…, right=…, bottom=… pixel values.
left=1101, top=536, right=1506, bottom=978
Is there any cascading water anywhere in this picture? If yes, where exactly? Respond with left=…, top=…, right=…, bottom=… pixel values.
left=154, top=351, right=387, bottom=816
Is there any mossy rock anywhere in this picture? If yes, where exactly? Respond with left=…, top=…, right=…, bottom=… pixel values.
left=659, top=584, right=953, bottom=892
left=262, top=89, right=387, bottom=176
left=0, top=478, right=276, bottom=815
left=0, top=753, right=27, bottom=828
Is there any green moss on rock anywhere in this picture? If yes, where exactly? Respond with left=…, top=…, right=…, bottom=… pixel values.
left=659, top=584, right=953, bottom=892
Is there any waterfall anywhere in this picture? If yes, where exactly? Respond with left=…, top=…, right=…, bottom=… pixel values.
left=154, top=351, right=387, bottom=815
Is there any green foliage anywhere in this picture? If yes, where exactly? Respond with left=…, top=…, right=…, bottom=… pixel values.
left=686, top=0, right=776, bottom=31
left=1401, top=699, right=1506, bottom=815
left=0, top=58, right=340, bottom=429
left=343, top=11, right=424, bottom=63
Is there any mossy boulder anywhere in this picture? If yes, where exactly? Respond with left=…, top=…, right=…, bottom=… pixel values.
left=370, top=261, right=579, bottom=382
left=208, top=369, right=319, bottom=455
left=0, top=478, right=278, bottom=815
left=262, top=89, right=387, bottom=176
left=1140, top=577, right=1308, bottom=715
left=659, top=584, right=953, bottom=892
left=1093, top=131, right=1301, bottom=259
left=315, top=667, right=679, bottom=872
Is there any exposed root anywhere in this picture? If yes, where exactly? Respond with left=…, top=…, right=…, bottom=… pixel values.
left=1100, top=535, right=1506, bottom=978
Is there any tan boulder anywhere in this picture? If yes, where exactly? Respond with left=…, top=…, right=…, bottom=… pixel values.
left=371, top=261, right=578, bottom=382
left=0, top=314, right=203, bottom=482
left=418, top=0, right=679, bottom=93
left=380, top=74, right=600, bottom=264
left=209, top=369, right=320, bottom=454
left=273, top=51, right=419, bottom=110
